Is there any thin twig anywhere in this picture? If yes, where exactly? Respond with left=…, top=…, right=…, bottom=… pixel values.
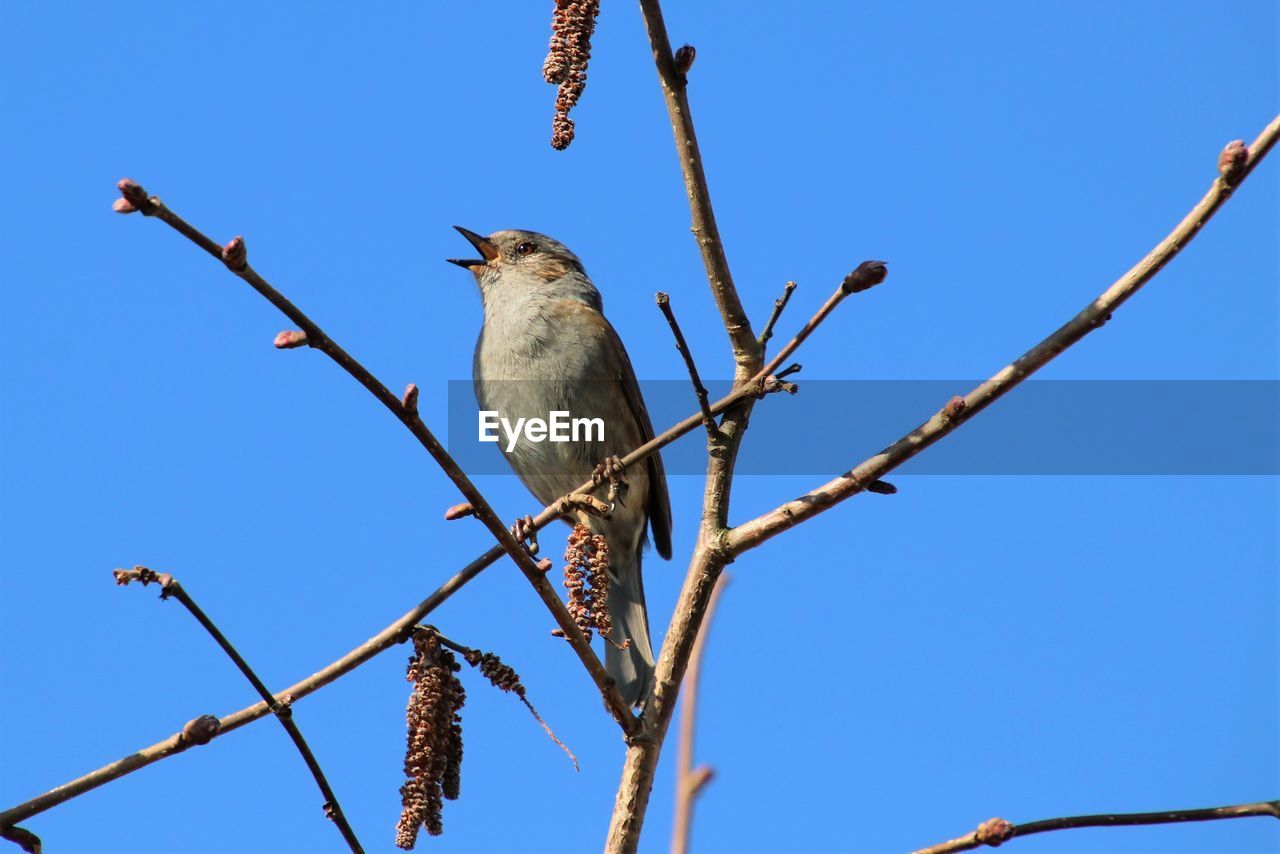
left=727, top=118, right=1280, bottom=555
left=911, top=800, right=1280, bottom=854
left=111, top=181, right=637, bottom=736
left=760, top=261, right=887, bottom=379
left=637, top=1, right=759, bottom=378
left=757, top=280, right=797, bottom=354
left=111, top=567, right=363, bottom=854
left=655, top=291, right=718, bottom=434
left=430, top=630, right=579, bottom=771
left=671, top=573, right=729, bottom=854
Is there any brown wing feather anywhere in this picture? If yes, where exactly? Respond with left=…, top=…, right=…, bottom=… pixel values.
left=600, top=318, right=673, bottom=560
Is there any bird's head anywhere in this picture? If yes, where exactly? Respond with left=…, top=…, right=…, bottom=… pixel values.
left=448, top=227, right=601, bottom=309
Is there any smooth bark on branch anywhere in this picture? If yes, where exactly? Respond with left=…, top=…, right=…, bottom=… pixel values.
left=727, top=116, right=1280, bottom=555
left=637, top=0, right=760, bottom=377
left=757, top=280, right=797, bottom=353
left=911, top=800, right=1280, bottom=854
left=608, top=7, right=905, bottom=851
left=671, top=573, right=729, bottom=854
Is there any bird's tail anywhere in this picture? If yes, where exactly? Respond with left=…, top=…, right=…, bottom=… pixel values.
left=605, top=549, right=655, bottom=707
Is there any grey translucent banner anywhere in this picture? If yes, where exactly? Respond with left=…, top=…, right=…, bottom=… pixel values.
left=447, top=380, right=1279, bottom=475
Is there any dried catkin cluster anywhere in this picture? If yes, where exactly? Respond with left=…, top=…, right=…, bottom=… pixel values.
left=461, top=645, right=579, bottom=770
left=542, top=0, right=601, bottom=150
left=465, top=649, right=526, bottom=698
left=586, top=533, right=612, bottom=639
left=396, top=630, right=465, bottom=850
left=564, top=525, right=596, bottom=639
left=563, top=524, right=618, bottom=643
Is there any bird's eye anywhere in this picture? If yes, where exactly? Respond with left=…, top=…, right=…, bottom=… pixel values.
left=515, top=241, right=537, bottom=257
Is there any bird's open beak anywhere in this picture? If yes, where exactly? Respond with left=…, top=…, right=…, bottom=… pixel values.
left=447, top=226, right=500, bottom=270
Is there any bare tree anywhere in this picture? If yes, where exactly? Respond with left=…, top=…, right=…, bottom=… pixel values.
left=1, top=3, right=1276, bottom=853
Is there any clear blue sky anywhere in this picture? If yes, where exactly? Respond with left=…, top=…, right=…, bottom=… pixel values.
left=1, top=2, right=1276, bottom=853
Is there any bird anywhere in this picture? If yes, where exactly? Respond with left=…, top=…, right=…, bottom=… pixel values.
left=449, top=227, right=672, bottom=707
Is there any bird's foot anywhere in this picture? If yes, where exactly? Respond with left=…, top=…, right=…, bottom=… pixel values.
left=591, top=454, right=628, bottom=504
left=510, top=514, right=539, bottom=556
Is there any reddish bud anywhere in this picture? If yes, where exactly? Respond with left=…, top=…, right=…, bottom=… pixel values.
left=115, top=178, right=154, bottom=214
left=181, top=714, right=221, bottom=746
left=536, top=557, right=554, bottom=573
left=976, top=817, right=1014, bottom=845
left=1218, top=139, right=1248, bottom=185
left=674, top=44, right=696, bottom=75
left=941, top=395, right=967, bottom=423
left=273, top=330, right=308, bottom=349
left=221, top=236, right=247, bottom=272
left=443, top=502, right=475, bottom=521
left=842, top=260, right=888, bottom=294
left=402, top=383, right=420, bottom=415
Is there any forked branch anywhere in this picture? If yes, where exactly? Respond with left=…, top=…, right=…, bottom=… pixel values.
left=637, top=0, right=760, bottom=376
left=113, top=567, right=364, bottom=853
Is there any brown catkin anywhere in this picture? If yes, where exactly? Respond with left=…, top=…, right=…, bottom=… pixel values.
left=543, top=0, right=601, bottom=149
left=482, top=654, right=523, bottom=697
left=439, top=675, right=465, bottom=804
left=585, top=532, right=612, bottom=639
left=460, top=643, right=580, bottom=771
left=396, top=631, right=465, bottom=849
left=564, top=525, right=595, bottom=640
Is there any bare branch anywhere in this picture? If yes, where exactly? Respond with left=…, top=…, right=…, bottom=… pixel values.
left=637, top=1, right=759, bottom=377
left=760, top=260, right=887, bottom=379
left=110, top=182, right=637, bottom=734
left=757, top=280, right=797, bottom=354
left=0, top=825, right=41, bottom=854
left=606, top=259, right=891, bottom=849
left=0, top=554, right=490, bottom=829
left=655, top=291, right=718, bottom=434
left=727, top=118, right=1280, bottom=556
left=112, top=567, right=364, bottom=853
left=911, top=801, right=1280, bottom=854
left=671, top=573, right=729, bottom=854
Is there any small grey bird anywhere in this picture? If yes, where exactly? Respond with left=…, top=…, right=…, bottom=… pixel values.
left=449, top=227, right=672, bottom=706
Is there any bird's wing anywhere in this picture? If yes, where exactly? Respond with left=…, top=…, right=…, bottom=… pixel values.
left=609, top=318, right=674, bottom=560
left=561, top=301, right=673, bottom=560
